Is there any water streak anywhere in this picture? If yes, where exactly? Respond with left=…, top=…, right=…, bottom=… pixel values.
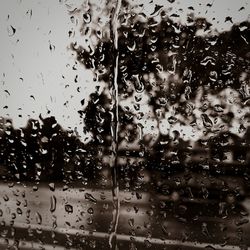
left=108, top=0, right=122, bottom=249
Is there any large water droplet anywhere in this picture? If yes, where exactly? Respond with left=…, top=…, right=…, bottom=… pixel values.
left=50, top=195, right=57, bottom=213
left=65, top=204, right=73, bottom=213
left=85, top=193, right=97, bottom=203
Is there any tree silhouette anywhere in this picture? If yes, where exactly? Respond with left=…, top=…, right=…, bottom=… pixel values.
left=72, top=5, right=249, bottom=172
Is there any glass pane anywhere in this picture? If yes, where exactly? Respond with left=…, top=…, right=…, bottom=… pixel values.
left=0, top=0, right=249, bottom=249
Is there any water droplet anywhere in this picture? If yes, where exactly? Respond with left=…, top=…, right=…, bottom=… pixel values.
left=87, top=217, right=93, bottom=225
left=35, top=212, right=42, bottom=225
left=214, top=104, right=224, bottom=112
left=235, top=218, right=249, bottom=226
left=168, top=116, right=177, bottom=124
left=65, top=204, right=73, bottom=214
left=85, top=193, right=97, bottom=203
left=200, top=56, right=215, bottom=66
left=83, top=13, right=91, bottom=24
left=50, top=195, right=57, bottom=213
left=144, top=239, right=152, bottom=248
left=205, top=246, right=216, bottom=250
left=87, top=207, right=94, bottom=214
left=49, top=183, right=55, bottom=191
left=201, top=222, right=210, bottom=237
left=127, top=41, right=136, bottom=51
left=3, top=194, right=9, bottom=202
left=128, top=218, right=134, bottom=227
left=17, top=207, right=22, bottom=215
left=132, top=75, right=144, bottom=93
left=201, top=114, right=213, bottom=129
left=209, top=71, right=218, bottom=81
left=7, top=25, right=16, bottom=36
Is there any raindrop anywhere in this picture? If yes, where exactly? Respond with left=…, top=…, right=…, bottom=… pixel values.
left=209, top=71, right=218, bottom=82
left=26, top=209, right=31, bottom=218
left=235, top=218, right=249, bottom=227
left=49, top=183, right=55, bottom=191
left=85, top=193, right=97, bottom=203
left=50, top=195, right=57, bottom=213
left=4, top=90, right=10, bottom=96
left=128, top=218, right=134, bottom=227
left=87, top=207, right=94, bottom=214
left=83, top=13, right=91, bottom=24
left=150, top=5, right=163, bottom=16
left=3, top=194, right=9, bottom=202
left=127, top=41, right=136, bottom=51
left=178, top=204, right=187, bottom=215
left=65, top=204, right=73, bottom=214
left=201, top=114, right=213, bottom=129
left=35, top=212, right=42, bottom=225
left=17, top=208, right=22, bottom=215
left=168, top=116, right=178, bottom=125
left=132, top=75, right=144, bottom=93
left=144, top=240, right=152, bottom=248
left=214, top=104, right=224, bottom=112
left=200, top=56, right=215, bottom=66
left=87, top=217, right=93, bottom=225
left=225, top=16, right=233, bottom=23
left=135, top=192, right=142, bottom=200
left=52, top=215, right=57, bottom=229
left=205, top=246, right=216, bottom=250
left=201, top=222, right=210, bottom=237
left=161, top=223, right=168, bottom=235
left=7, top=25, right=16, bottom=36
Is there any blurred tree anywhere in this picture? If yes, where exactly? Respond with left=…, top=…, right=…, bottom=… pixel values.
left=72, top=2, right=249, bottom=169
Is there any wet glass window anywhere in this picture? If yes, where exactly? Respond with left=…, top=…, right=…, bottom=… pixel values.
left=0, top=0, right=249, bottom=249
